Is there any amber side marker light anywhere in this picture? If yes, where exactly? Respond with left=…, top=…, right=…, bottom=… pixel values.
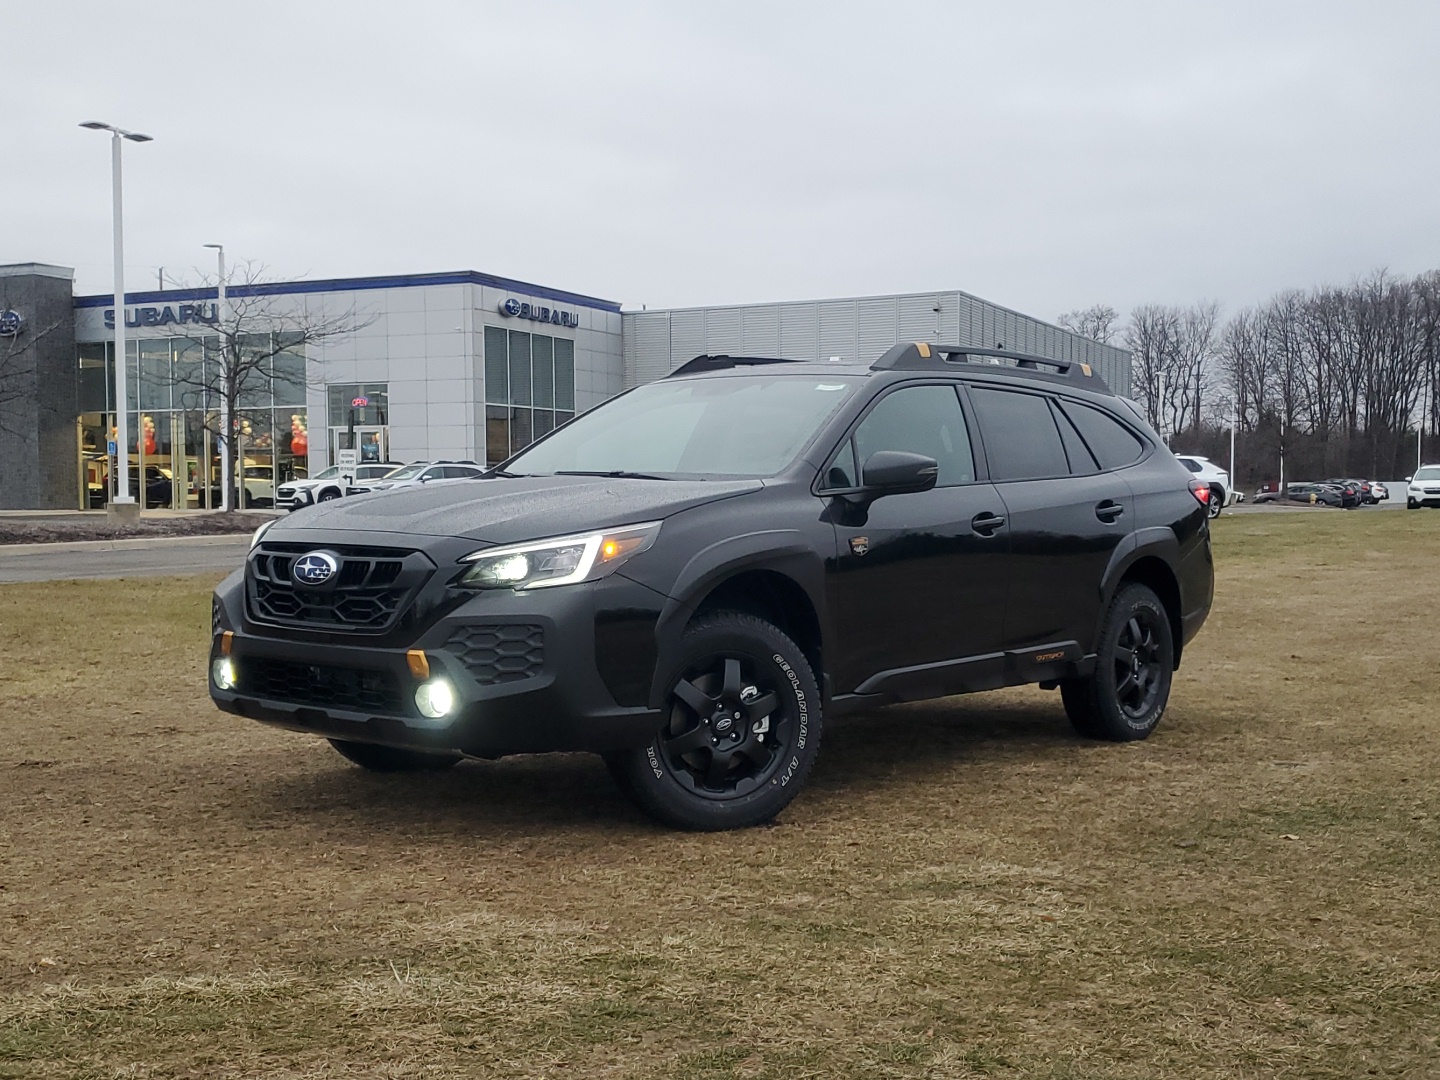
left=406, top=650, right=430, bottom=679
left=220, top=631, right=234, bottom=656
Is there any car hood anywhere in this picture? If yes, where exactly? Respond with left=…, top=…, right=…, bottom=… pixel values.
left=269, top=474, right=764, bottom=546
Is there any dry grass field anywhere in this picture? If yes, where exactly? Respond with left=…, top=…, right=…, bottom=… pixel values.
left=2, top=512, right=1437, bottom=1078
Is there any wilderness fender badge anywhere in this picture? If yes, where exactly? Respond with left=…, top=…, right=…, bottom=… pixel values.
left=849, top=536, right=870, bottom=557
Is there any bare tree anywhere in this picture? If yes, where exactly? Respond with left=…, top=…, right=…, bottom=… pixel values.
left=168, top=262, right=373, bottom=510
left=1057, top=303, right=1120, bottom=344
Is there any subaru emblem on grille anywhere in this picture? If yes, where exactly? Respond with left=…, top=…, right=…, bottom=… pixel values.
left=292, top=551, right=339, bottom=586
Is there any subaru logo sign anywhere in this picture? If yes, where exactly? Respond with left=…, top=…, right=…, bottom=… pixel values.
left=0, top=310, right=21, bottom=337
left=292, top=551, right=339, bottom=586
left=499, top=297, right=579, bottom=328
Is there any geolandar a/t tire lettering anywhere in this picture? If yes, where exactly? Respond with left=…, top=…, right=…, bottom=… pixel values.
left=1060, top=583, right=1174, bottom=742
left=609, top=611, right=822, bottom=831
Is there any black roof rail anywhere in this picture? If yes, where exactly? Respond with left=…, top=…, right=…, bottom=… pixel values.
left=667, top=354, right=808, bottom=377
left=870, top=342, right=1110, bottom=390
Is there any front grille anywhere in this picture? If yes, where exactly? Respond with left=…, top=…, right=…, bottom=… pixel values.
left=246, top=543, right=434, bottom=633
left=239, top=656, right=408, bottom=715
left=212, top=596, right=224, bottom=636
left=445, top=624, right=545, bottom=685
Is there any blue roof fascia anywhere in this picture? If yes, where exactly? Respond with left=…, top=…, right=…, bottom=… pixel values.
left=74, top=270, right=622, bottom=313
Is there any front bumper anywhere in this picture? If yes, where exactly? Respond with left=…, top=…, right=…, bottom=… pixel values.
left=209, top=568, right=666, bottom=758
left=1409, top=488, right=1440, bottom=507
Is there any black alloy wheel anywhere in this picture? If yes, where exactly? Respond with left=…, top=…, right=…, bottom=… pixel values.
left=1061, top=583, right=1174, bottom=741
left=608, top=612, right=821, bottom=831
left=319, top=489, right=341, bottom=502
left=328, top=738, right=461, bottom=772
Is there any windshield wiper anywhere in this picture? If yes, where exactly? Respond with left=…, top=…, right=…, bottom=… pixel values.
left=487, top=469, right=532, bottom=478
left=554, top=469, right=675, bottom=481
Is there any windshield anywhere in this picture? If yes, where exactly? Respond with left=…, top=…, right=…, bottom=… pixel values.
left=310, top=466, right=341, bottom=481
left=1415, top=466, right=1440, bottom=481
left=507, top=374, right=863, bottom=479
left=381, top=463, right=426, bottom=481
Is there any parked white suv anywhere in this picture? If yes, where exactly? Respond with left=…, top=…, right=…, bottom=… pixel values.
left=346, top=460, right=486, bottom=496
left=1406, top=465, right=1440, bottom=509
left=1174, top=455, right=1236, bottom=518
left=277, top=463, right=403, bottom=511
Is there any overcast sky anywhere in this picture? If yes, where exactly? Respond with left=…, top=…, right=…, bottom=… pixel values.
left=5, top=1, right=1438, bottom=324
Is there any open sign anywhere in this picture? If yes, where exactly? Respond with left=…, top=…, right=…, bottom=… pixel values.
left=351, top=396, right=369, bottom=407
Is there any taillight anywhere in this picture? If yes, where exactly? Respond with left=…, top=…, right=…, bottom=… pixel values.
left=1189, top=479, right=1211, bottom=507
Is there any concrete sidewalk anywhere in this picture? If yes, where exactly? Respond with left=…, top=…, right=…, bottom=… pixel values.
left=0, top=533, right=251, bottom=582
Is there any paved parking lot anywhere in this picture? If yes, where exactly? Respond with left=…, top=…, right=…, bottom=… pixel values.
left=0, top=535, right=250, bottom=583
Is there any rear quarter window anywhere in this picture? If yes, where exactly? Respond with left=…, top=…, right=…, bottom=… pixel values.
left=1061, top=400, right=1147, bottom=470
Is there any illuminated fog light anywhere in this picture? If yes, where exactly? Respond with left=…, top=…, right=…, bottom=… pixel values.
left=415, top=678, right=457, bottom=719
left=212, top=656, right=237, bottom=691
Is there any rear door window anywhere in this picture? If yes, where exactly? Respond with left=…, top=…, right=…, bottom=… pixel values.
left=968, top=387, right=1069, bottom=481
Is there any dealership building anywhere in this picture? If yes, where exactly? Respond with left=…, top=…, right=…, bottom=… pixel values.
left=0, top=261, right=1130, bottom=511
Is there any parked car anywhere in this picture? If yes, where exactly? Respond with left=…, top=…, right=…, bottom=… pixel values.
left=1324, top=478, right=1374, bottom=504
left=1254, top=482, right=1346, bottom=507
left=1174, top=454, right=1235, bottom=519
left=1370, top=481, right=1389, bottom=502
left=346, top=460, right=485, bottom=495
left=128, top=464, right=173, bottom=508
left=211, top=343, right=1214, bottom=831
left=277, top=463, right=405, bottom=511
left=1406, top=465, right=1440, bottom=509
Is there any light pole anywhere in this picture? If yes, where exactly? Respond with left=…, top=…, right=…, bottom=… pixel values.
left=80, top=120, right=152, bottom=515
left=1229, top=392, right=1238, bottom=490
left=203, top=243, right=230, bottom=511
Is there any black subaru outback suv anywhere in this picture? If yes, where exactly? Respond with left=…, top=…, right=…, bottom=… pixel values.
left=210, top=343, right=1213, bottom=830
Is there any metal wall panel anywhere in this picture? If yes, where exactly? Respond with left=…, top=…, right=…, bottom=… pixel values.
left=741, top=307, right=781, bottom=354
left=622, top=289, right=1133, bottom=397
left=703, top=308, right=743, bottom=355
left=857, top=297, right=899, bottom=361
left=669, top=310, right=706, bottom=369
left=898, top=294, right=943, bottom=343
left=817, top=300, right=859, bottom=360
left=779, top=304, right=819, bottom=359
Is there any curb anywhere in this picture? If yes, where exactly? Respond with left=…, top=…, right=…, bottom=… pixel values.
left=0, top=534, right=254, bottom=557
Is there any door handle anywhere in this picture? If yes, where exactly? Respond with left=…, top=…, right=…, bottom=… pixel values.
left=1095, top=500, right=1124, bottom=522
left=971, top=512, right=1006, bottom=535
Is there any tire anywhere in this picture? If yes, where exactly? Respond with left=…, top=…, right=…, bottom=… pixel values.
left=1207, top=485, right=1224, bottom=519
left=318, top=489, right=341, bottom=503
left=1060, top=583, right=1174, bottom=742
left=328, top=739, right=461, bottom=772
left=1408, top=499, right=1419, bottom=510
left=608, top=612, right=822, bottom=831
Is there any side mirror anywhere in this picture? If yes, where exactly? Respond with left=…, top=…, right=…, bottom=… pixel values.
left=1405, top=476, right=1413, bottom=482
left=861, top=450, right=939, bottom=496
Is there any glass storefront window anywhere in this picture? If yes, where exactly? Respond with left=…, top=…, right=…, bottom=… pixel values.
left=483, top=328, right=578, bottom=465
left=75, top=331, right=310, bottom=510
left=508, top=330, right=532, bottom=406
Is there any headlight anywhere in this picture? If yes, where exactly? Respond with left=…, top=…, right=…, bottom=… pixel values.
left=250, top=519, right=276, bottom=549
left=458, top=521, right=661, bottom=590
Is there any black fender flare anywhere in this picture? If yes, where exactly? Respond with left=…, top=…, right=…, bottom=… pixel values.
left=647, top=530, right=828, bottom=710
left=1094, top=526, right=1185, bottom=659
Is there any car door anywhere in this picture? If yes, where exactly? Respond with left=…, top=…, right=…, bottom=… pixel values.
left=965, top=385, right=1136, bottom=654
left=822, top=382, right=1012, bottom=700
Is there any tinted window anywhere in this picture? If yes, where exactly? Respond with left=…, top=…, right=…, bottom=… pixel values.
left=1051, top=403, right=1097, bottom=475
left=1062, top=402, right=1147, bottom=470
left=851, top=384, right=975, bottom=487
left=968, top=387, right=1069, bottom=481
left=1178, top=457, right=1202, bottom=473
